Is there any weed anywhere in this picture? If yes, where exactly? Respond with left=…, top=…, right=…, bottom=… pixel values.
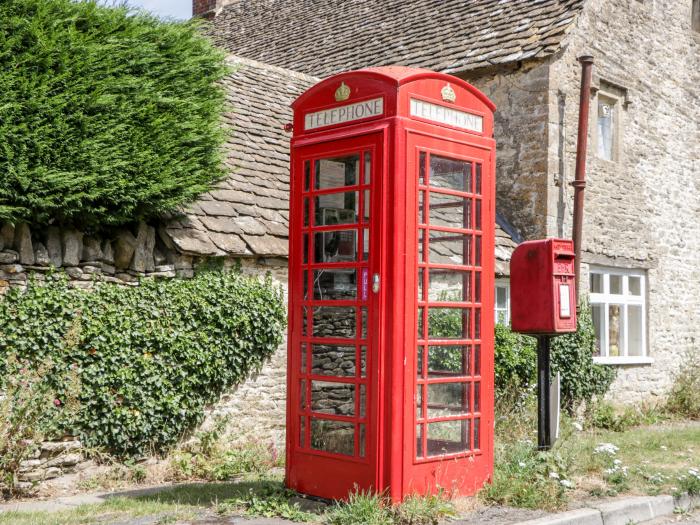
left=325, top=491, right=393, bottom=525
left=217, top=481, right=316, bottom=522
left=589, top=402, right=670, bottom=432
left=392, top=493, right=455, bottom=525
left=666, top=351, right=700, bottom=420
left=674, top=468, right=700, bottom=496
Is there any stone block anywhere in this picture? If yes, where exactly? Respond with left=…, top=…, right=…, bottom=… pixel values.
left=65, top=267, right=83, bottom=279
left=46, top=227, right=63, bottom=267
left=34, top=242, right=50, bottom=266
left=1, top=264, right=23, bottom=274
left=130, top=223, right=156, bottom=273
left=114, top=230, right=137, bottom=269
left=81, top=237, right=103, bottom=262
left=62, top=230, right=83, bottom=266
left=14, top=223, right=34, bottom=265
left=0, top=223, right=15, bottom=248
left=101, top=240, right=115, bottom=264
left=0, top=250, right=19, bottom=264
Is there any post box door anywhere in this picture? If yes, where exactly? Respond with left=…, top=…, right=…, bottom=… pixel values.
left=287, top=133, right=382, bottom=498
left=403, top=133, right=495, bottom=494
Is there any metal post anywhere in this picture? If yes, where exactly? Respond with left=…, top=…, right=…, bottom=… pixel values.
left=537, top=335, right=552, bottom=451
left=572, top=55, right=594, bottom=305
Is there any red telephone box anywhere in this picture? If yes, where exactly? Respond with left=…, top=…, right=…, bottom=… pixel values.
left=286, top=67, right=496, bottom=502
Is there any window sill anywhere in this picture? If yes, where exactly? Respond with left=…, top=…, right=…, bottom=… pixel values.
left=593, top=356, right=654, bottom=366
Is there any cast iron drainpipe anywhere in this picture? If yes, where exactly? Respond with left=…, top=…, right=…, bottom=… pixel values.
left=572, top=55, right=594, bottom=305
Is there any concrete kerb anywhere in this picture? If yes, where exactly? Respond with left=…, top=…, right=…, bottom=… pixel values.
left=514, top=494, right=699, bottom=525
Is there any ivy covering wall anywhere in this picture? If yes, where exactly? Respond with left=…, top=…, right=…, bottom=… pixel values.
left=0, top=0, right=228, bottom=229
left=0, top=271, right=286, bottom=457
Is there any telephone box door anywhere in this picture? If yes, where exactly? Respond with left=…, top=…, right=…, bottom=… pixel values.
left=403, top=132, right=495, bottom=495
left=287, top=133, right=382, bottom=498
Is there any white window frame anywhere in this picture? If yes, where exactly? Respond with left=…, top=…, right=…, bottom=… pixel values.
left=589, top=266, right=651, bottom=365
left=494, top=278, right=510, bottom=325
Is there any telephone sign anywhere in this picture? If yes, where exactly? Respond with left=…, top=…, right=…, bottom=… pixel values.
left=286, top=67, right=496, bottom=502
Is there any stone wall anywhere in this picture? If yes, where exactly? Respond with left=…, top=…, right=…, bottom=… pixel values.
left=547, top=0, right=700, bottom=401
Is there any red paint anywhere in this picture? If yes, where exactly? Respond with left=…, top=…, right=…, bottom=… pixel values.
left=510, top=239, right=577, bottom=335
left=287, top=67, right=496, bottom=502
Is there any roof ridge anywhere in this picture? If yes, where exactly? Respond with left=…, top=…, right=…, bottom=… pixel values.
left=225, top=54, right=320, bottom=82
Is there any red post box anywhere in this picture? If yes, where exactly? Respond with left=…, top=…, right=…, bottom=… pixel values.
left=286, top=67, right=496, bottom=502
left=510, top=239, right=577, bottom=334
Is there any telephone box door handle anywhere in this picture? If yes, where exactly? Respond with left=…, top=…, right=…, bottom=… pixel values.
left=372, top=273, right=380, bottom=293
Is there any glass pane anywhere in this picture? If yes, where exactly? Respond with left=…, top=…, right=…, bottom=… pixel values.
left=427, top=420, right=469, bottom=456
left=428, top=269, right=471, bottom=302
left=475, top=272, right=481, bottom=302
left=303, top=233, right=308, bottom=264
left=428, top=307, right=471, bottom=339
left=590, top=273, right=603, bottom=293
left=610, top=275, right=622, bottom=295
left=475, top=200, right=482, bottom=230
left=419, top=152, right=426, bottom=185
left=427, top=382, right=470, bottom=418
left=475, top=164, right=482, bottom=195
left=597, top=101, right=614, bottom=161
left=303, top=198, right=309, bottom=226
left=311, top=381, right=356, bottom=416
left=428, top=345, right=469, bottom=377
left=429, top=192, right=472, bottom=229
left=430, top=155, right=471, bottom=192
left=628, top=305, right=643, bottom=356
left=312, top=306, right=356, bottom=338
left=474, top=309, right=481, bottom=339
left=473, top=417, right=480, bottom=449
left=591, top=303, right=604, bottom=356
left=360, top=346, right=367, bottom=377
left=302, top=306, right=308, bottom=336
left=418, top=269, right=425, bottom=301
left=428, top=231, right=470, bottom=266
left=359, top=384, right=366, bottom=418
left=303, top=269, right=308, bottom=300
left=313, top=269, right=357, bottom=300
left=474, top=345, right=481, bottom=375
left=418, top=191, right=426, bottom=225
left=417, top=346, right=424, bottom=377
left=496, top=286, right=507, bottom=308
left=362, top=228, right=370, bottom=261
left=311, top=344, right=356, bottom=377
left=474, top=382, right=480, bottom=412
left=475, top=236, right=482, bottom=266
left=315, top=192, right=358, bottom=226
left=416, top=424, right=424, bottom=458
left=299, top=416, right=306, bottom=447
left=300, top=379, right=307, bottom=410
left=418, top=229, right=426, bottom=262
left=310, top=418, right=354, bottom=456
left=359, top=423, right=366, bottom=457
left=418, top=307, right=425, bottom=339
left=416, top=384, right=424, bottom=419
left=364, top=152, right=371, bottom=185
left=628, top=276, right=641, bottom=296
left=363, top=190, right=370, bottom=223
left=315, top=155, right=359, bottom=190
left=304, top=160, right=310, bottom=192
left=608, top=304, right=623, bottom=356
left=314, top=230, right=357, bottom=263
left=361, top=307, right=368, bottom=339
left=301, top=343, right=307, bottom=373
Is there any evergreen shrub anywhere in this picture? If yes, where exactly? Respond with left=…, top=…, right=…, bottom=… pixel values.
left=0, top=0, right=228, bottom=229
left=0, top=270, right=285, bottom=457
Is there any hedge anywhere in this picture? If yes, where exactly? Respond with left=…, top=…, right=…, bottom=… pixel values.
left=0, top=270, right=286, bottom=457
left=0, top=0, right=228, bottom=229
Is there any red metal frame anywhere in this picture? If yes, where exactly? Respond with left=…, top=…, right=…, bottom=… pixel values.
left=287, top=67, right=495, bottom=502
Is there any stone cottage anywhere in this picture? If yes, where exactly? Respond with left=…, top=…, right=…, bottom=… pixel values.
left=192, top=0, right=699, bottom=407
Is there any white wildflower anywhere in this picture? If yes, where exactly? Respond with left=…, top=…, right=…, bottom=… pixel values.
left=594, top=443, right=619, bottom=455
left=549, top=471, right=560, bottom=479
left=518, top=461, right=527, bottom=468
left=572, top=422, right=583, bottom=431
left=560, top=479, right=574, bottom=489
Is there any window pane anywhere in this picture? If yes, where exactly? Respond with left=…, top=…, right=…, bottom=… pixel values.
left=608, top=304, right=623, bottom=356
left=315, top=192, right=358, bottom=226
left=496, top=286, right=507, bottom=308
left=428, top=308, right=471, bottom=339
left=313, top=269, right=357, bottom=300
left=363, top=190, right=370, bottom=222
left=427, top=420, right=470, bottom=456
left=299, top=416, right=306, bottom=447
left=304, top=161, right=310, bottom=192
left=314, top=230, right=357, bottom=263
left=417, top=345, right=424, bottom=377
left=419, top=152, right=426, bottom=185
left=312, top=306, right=356, bottom=338
left=311, top=344, right=356, bottom=377
left=362, top=228, right=369, bottom=261
left=301, top=343, right=307, bottom=373
left=364, top=152, right=371, bottom=185
left=597, top=101, right=614, bottom=161
left=359, top=424, right=366, bottom=457
left=628, top=276, right=641, bottom=296
left=315, top=155, right=359, bottom=189
left=428, top=192, right=471, bottom=229
left=303, top=198, right=309, bottom=226
left=591, top=303, right=604, bottom=356
left=428, top=231, right=470, bottom=266
left=628, top=305, right=644, bottom=356
left=428, top=269, right=472, bottom=302
left=427, top=383, right=470, bottom=418
left=610, top=275, right=622, bottom=295
left=310, top=418, right=354, bottom=456
left=590, top=273, right=603, bottom=293
left=311, top=381, right=356, bottom=416
left=430, top=155, right=471, bottom=192
left=416, top=384, right=423, bottom=419
left=428, top=345, right=469, bottom=377
left=416, top=424, right=424, bottom=458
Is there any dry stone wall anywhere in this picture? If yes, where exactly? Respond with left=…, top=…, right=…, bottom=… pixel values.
left=547, top=0, right=700, bottom=401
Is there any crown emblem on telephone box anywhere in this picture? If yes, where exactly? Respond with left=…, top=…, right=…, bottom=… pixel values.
left=335, top=82, right=351, bottom=102
left=441, top=83, right=456, bottom=103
